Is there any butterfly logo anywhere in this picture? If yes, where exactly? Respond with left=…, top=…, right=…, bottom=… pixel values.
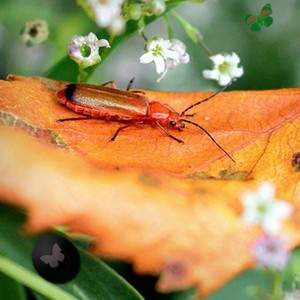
left=40, top=243, right=65, bottom=268
left=244, top=3, right=273, bottom=32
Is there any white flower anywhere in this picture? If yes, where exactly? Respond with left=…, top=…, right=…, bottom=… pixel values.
left=241, top=182, right=292, bottom=234
left=253, top=234, right=290, bottom=270
left=140, top=37, right=189, bottom=82
left=67, top=32, right=110, bottom=69
left=140, top=37, right=178, bottom=73
left=89, top=0, right=124, bottom=28
left=158, top=38, right=190, bottom=82
left=203, top=52, right=244, bottom=86
left=20, top=20, right=49, bottom=46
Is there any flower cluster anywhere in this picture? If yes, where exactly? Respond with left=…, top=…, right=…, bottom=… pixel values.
left=140, top=37, right=190, bottom=82
left=78, top=0, right=166, bottom=35
left=241, top=182, right=292, bottom=271
left=71, top=2, right=245, bottom=84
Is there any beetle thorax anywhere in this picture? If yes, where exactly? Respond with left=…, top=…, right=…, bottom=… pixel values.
left=148, top=101, right=184, bottom=131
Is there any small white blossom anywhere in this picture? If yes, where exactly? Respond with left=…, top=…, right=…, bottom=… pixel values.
left=20, top=20, right=49, bottom=47
left=140, top=37, right=179, bottom=73
left=67, top=32, right=110, bottom=69
left=140, top=37, right=189, bottom=82
left=89, top=0, right=124, bottom=28
left=253, top=234, right=290, bottom=270
left=241, top=182, right=292, bottom=234
left=203, top=52, right=244, bottom=86
left=157, top=38, right=190, bottom=82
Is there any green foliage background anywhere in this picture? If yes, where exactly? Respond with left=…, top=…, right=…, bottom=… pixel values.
left=1, top=0, right=300, bottom=91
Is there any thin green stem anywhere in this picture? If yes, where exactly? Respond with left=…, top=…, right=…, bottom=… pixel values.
left=164, top=14, right=174, bottom=39
left=79, top=34, right=116, bottom=83
left=101, top=33, right=116, bottom=61
left=0, top=255, right=77, bottom=300
left=78, top=66, right=86, bottom=83
left=271, top=270, right=283, bottom=298
left=140, top=31, right=148, bottom=42
left=197, top=34, right=214, bottom=57
left=172, top=10, right=213, bottom=56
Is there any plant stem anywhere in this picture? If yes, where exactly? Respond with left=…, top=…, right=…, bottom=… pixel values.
left=271, top=270, right=283, bottom=298
left=172, top=10, right=213, bottom=56
left=101, top=33, right=116, bottom=61
left=164, top=14, right=174, bottom=39
left=196, top=34, right=214, bottom=57
left=0, top=255, right=77, bottom=300
left=80, top=34, right=116, bottom=83
left=140, top=30, right=148, bottom=42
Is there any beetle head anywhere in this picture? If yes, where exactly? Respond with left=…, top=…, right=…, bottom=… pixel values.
left=168, top=112, right=185, bottom=131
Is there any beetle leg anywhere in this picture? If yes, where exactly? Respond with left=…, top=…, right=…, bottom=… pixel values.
left=57, top=116, right=94, bottom=123
left=101, top=81, right=117, bottom=89
left=126, top=77, right=135, bottom=91
left=155, top=121, right=184, bottom=144
left=111, top=124, right=135, bottom=141
left=130, top=90, right=146, bottom=95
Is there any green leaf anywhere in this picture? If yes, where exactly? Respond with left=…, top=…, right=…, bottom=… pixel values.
left=256, top=15, right=265, bottom=25
left=46, top=57, right=79, bottom=82
left=45, top=2, right=182, bottom=82
left=250, top=22, right=262, bottom=32
left=263, top=16, right=273, bottom=27
left=0, top=203, right=144, bottom=300
left=0, top=272, right=27, bottom=300
left=261, top=3, right=272, bottom=13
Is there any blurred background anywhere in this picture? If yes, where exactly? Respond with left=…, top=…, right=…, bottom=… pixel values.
left=0, top=0, right=300, bottom=92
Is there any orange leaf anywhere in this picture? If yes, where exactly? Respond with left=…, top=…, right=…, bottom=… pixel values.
left=0, top=75, right=299, bottom=297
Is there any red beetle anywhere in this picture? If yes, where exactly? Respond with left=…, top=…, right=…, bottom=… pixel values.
left=57, top=81, right=235, bottom=162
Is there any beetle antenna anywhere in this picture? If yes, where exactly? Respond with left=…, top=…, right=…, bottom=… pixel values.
left=126, top=77, right=135, bottom=91
left=182, top=119, right=235, bottom=163
left=181, top=79, right=235, bottom=116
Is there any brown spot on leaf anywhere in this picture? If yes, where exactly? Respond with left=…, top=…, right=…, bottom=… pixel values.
left=219, top=168, right=249, bottom=180
left=187, top=171, right=215, bottom=179
left=292, top=152, right=300, bottom=172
